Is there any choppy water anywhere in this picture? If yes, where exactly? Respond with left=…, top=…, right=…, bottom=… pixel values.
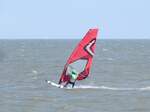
left=0, top=39, right=150, bottom=112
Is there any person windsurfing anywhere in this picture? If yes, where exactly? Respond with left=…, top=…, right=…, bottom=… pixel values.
left=63, top=68, right=78, bottom=88
left=58, top=28, right=99, bottom=88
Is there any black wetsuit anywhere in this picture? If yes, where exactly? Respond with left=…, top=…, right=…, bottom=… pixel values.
left=64, top=80, right=76, bottom=88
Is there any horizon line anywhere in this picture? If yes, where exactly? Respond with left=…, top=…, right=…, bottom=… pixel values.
left=0, top=38, right=150, bottom=40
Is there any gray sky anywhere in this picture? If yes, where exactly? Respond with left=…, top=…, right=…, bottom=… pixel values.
left=0, top=0, right=150, bottom=39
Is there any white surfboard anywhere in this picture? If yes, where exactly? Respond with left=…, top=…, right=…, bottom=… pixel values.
left=46, top=80, right=64, bottom=88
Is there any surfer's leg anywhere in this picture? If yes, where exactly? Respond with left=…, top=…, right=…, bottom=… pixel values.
left=72, top=82, right=75, bottom=88
left=64, top=80, right=76, bottom=88
left=72, top=79, right=77, bottom=88
left=64, top=81, right=73, bottom=88
left=68, top=81, right=75, bottom=88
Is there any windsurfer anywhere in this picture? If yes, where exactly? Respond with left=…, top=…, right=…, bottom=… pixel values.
left=64, top=69, right=78, bottom=88
left=57, top=29, right=98, bottom=89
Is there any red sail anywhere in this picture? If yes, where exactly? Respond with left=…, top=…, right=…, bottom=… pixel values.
left=59, top=28, right=99, bottom=84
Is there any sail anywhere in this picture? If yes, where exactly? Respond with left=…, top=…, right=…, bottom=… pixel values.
left=59, top=28, right=99, bottom=84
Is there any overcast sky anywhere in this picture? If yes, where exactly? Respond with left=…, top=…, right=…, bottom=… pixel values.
left=0, top=0, right=150, bottom=39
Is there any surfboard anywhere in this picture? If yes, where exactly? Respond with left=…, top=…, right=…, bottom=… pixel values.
left=46, top=80, right=64, bottom=88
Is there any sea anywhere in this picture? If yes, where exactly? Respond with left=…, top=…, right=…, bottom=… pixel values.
left=0, top=39, right=150, bottom=112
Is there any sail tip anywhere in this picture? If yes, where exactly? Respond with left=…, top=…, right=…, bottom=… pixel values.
left=88, top=28, right=99, bottom=35
left=89, top=28, right=99, bottom=33
left=89, top=28, right=99, bottom=30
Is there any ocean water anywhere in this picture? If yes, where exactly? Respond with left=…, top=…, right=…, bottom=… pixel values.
left=0, top=39, right=150, bottom=112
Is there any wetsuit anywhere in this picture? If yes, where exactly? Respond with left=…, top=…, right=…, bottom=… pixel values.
left=64, top=69, right=78, bottom=88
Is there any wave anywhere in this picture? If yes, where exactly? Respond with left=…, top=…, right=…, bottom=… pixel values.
left=67, top=85, right=150, bottom=91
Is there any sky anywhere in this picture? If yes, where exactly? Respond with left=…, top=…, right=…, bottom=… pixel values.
left=0, top=0, right=150, bottom=39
